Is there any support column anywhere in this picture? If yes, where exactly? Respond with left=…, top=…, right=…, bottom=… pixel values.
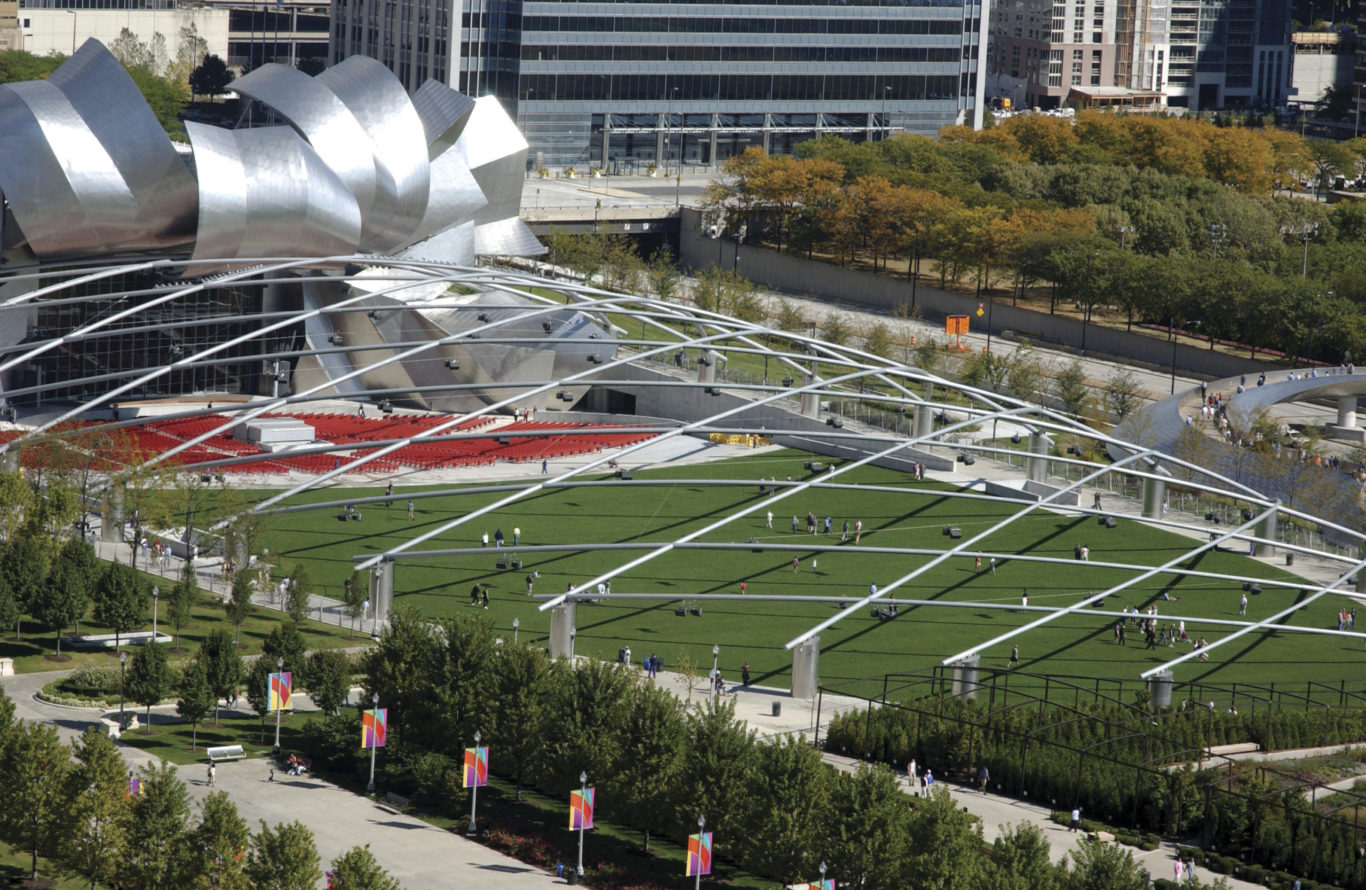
left=1255, top=506, right=1278, bottom=558
left=1147, top=669, right=1173, bottom=709
left=697, top=350, right=717, bottom=385
left=1026, top=432, right=1052, bottom=484
left=951, top=654, right=980, bottom=700
left=1142, top=463, right=1170, bottom=520
left=914, top=404, right=934, bottom=439
left=549, top=603, right=577, bottom=660
left=1339, top=396, right=1359, bottom=429
left=1357, top=543, right=1366, bottom=594
left=792, top=635, right=820, bottom=699
left=800, top=371, right=821, bottom=419
left=369, top=561, right=394, bottom=627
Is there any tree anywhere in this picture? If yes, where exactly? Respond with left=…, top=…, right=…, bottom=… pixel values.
left=284, top=564, right=312, bottom=625
left=167, top=559, right=199, bottom=648
left=1103, top=369, right=1145, bottom=423
left=92, top=560, right=146, bottom=651
left=864, top=322, right=893, bottom=358
left=2, top=531, right=51, bottom=640
left=645, top=247, right=681, bottom=303
left=609, top=680, right=686, bottom=850
left=246, top=820, right=322, bottom=890
left=306, top=649, right=352, bottom=715
left=735, top=735, right=833, bottom=884
left=200, top=629, right=243, bottom=724
left=0, top=720, right=71, bottom=881
left=362, top=605, right=441, bottom=749
left=34, top=536, right=96, bottom=655
left=1063, top=836, right=1150, bottom=890
left=262, top=620, right=308, bottom=683
left=0, top=470, right=34, bottom=541
left=1053, top=360, right=1091, bottom=417
left=433, top=612, right=498, bottom=752
left=227, top=571, right=253, bottom=647
left=904, top=787, right=987, bottom=889
left=65, top=727, right=132, bottom=890
left=123, top=760, right=192, bottom=890
left=177, top=657, right=214, bottom=748
left=127, top=640, right=171, bottom=729
left=674, top=698, right=756, bottom=843
left=491, top=642, right=555, bottom=799
left=188, top=54, right=231, bottom=101
left=826, top=764, right=914, bottom=890
left=342, top=569, right=366, bottom=635
left=327, top=845, right=401, bottom=890
left=987, top=822, right=1061, bottom=890
left=188, top=792, right=251, bottom=890
left=821, top=310, right=853, bottom=346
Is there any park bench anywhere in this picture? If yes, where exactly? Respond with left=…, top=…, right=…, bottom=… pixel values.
left=1208, top=742, right=1259, bottom=757
left=207, top=744, right=247, bottom=763
left=379, top=791, right=411, bottom=814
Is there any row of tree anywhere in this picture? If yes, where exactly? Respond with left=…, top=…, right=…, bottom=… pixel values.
left=827, top=691, right=1366, bottom=888
left=290, top=607, right=1225, bottom=889
left=0, top=691, right=397, bottom=889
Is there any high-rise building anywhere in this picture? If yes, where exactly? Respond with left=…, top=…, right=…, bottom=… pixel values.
left=331, top=0, right=991, bottom=168
left=988, top=0, right=1291, bottom=110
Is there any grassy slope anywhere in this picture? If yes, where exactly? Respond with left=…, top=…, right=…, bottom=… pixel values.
left=262, top=449, right=1329, bottom=699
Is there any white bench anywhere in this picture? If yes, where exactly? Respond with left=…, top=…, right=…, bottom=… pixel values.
left=207, top=744, right=247, bottom=763
left=1208, top=742, right=1259, bottom=756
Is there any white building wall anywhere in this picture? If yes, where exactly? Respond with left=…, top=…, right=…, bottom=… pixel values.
left=19, top=7, right=229, bottom=74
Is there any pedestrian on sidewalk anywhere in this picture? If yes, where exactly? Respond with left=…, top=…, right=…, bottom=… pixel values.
left=978, top=765, right=989, bottom=792
left=207, top=762, right=216, bottom=787
left=1070, top=806, right=1081, bottom=831
left=741, top=662, right=750, bottom=685
left=1009, top=645, right=1019, bottom=668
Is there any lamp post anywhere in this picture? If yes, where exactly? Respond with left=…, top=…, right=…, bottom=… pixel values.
left=1298, top=221, right=1319, bottom=277
left=467, top=730, right=482, bottom=835
left=576, top=771, right=588, bottom=878
left=819, top=860, right=828, bottom=887
left=512, top=617, right=519, bottom=644
left=1169, top=319, right=1201, bottom=394
left=694, top=815, right=706, bottom=890
left=710, top=644, right=719, bottom=705
left=152, top=585, right=159, bottom=641
left=367, top=692, right=379, bottom=793
left=272, top=656, right=285, bottom=756
left=66, top=9, right=76, bottom=55
left=882, top=84, right=891, bottom=140
left=370, top=565, right=382, bottom=641
left=118, top=649, right=127, bottom=730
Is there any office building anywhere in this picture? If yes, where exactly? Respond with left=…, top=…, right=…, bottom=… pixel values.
left=988, top=0, right=1292, bottom=111
left=331, top=0, right=992, bottom=168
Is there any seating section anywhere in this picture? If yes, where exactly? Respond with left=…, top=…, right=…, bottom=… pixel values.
left=22, top=413, right=655, bottom=476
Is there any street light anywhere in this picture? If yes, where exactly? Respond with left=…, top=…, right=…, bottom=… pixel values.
left=710, top=644, right=719, bottom=705
left=694, top=815, right=707, bottom=890
left=1298, top=221, right=1319, bottom=277
left=272, top=656, right=285, bottom=756
left=151, top=585, right=159, bottom=641
left=65, top=9, right=76, bottom=55
left=512, top=617, right=519, bottom=644
left=366, top=692, right=380, bottom=793
left=370, top=565, right=382, bottom=641
left=466, top=730, right=482, bottom=835
left=1169, top=319, right=1201, bottom=394
left=576, top=771, right=588, bottom=878
left=118, top=649, right=127, bottom=730
left=819, top=861, right=828, bottom=886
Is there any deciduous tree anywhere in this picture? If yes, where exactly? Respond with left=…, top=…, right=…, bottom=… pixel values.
left=127, top=639, right=171, bottom=729
left=65, top=727, right=132, bottom=890
left=327, top=845, right=401, bottom=890
left=0, top=720, right=70, bottom=881
left=246, top=820, right=322, bottom=890
left=92, top=560, right=146, bottom=651
left=123, top=760, right=192, bottom=890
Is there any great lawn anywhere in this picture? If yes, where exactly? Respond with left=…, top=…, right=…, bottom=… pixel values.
left=261, top=449, right=1337, bottom=699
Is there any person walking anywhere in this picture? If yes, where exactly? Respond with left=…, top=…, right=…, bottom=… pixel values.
left=481, top=586, right=490, bottom=609
left=494, top=529, right=504, bottom=547
left=741, top=662, right=751, bottom=686
left=1009, top=645, right=1019, bottom=668
left=1239, top=592, right=1247, bottom=615
left=841, top=520, right=849, bottom=542
left=541, top=458, right=548, bottom=474
left=207, top=762, right=216, bottom=787
left=526, top=573, right=535, bottom=595
left=739, top=581, right=746, bottom=595
left=824, top=515, right=832, bottom=534
left=793, top=557, right=799, bottom=573
left=481, top=531, right=489, bottom=547
left=407, top=499, right=414, bottom=520
left=1070, top=806, right=1081, bottom=832
left=513, top=526, right=521, bottom=546
left=792, top=516, right=799, bottom=534
left=989, top=557, right=997, bottom=574
left=765, top=510, right=773, bottom=529
left=1021, top=589, right=1028, bottom=613
left=978, top=765, right=989, bottom=793
left=386, top=482, right=393, bottom=507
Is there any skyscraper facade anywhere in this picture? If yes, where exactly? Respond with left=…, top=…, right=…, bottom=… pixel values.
left=332, top=0, right=991, bottom=168
left=987, top=0, right=1291, bottom=110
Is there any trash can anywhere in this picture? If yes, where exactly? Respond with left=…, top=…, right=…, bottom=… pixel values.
left=566, top=868, right=579, bottom=885
left=771, top=701, right=782, bottom=717
left=1286, top=553, right=1294, bottom=566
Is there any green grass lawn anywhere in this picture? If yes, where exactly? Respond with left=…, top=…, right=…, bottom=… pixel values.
left=0, top=843, right=96, bottom=890
left=258, top=449, right=1336, bottom=699
left=117, top=707, right=307, bottom=766
left=0, top=569, right=367, bottom=674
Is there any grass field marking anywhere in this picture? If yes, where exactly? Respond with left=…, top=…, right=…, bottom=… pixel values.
left=531, top=363, right=907, bottom=611
left=946, top=506, right=1269, bottom=670
left=358, top=322, right=814, bottom=574
left=1141, top=556, right=1359, bottom=680
left=784, top=439, right=1152, bottom=651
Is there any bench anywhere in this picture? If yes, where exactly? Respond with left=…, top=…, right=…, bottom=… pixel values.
left=207, top=744, right=247, bottom=763
left=1208, top=742, right=1259, bottom=756
left=379, top=791, right=411, bottom=814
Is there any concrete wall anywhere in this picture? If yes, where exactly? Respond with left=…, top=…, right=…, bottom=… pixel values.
left=680, top=208, right=1283, bottom=381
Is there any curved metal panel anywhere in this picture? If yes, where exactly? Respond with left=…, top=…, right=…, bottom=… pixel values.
left=450, top=96, right=532, bottom=249
left=230, top=63, right=378, bottom=224
left=0, top=81, right=140, bottom=259
left=412, top=80, right=476, bottom=159
left=48, top=41, right=197, bottom=251
left=186, top=122, right=361, bottom=273
left=408, top=152, right=487, bottom=246
left=474, top=217, right=547, bottom=258
left=317, top=56, right=430, bottom=253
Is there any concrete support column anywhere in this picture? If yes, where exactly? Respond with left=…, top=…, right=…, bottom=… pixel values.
left=697, top=350, right=717, bottom=385
left=951, top=654, right=980, bottom=700
left=1339, top=396, right=1359, bottom=428
left=914, top=404, right=934, bottom=439
left=800, top=371, right=821, bottom=419
left=549, top=602, right=577, bottom=660
left=1255, top=508, right=1278, bottom=558
left=1147, top=669, right=1173, bottom=709
left=600, top=129, right=610, bottom=169
left=369, top=561, right=394, bottom=628
left=1142, top=476, right=1165, bottom=520
left=1026, top=432, right=1051, bottom=484
left=791, top=635, right=820, bottom=699
left=655, top=128, right=665, bottom=167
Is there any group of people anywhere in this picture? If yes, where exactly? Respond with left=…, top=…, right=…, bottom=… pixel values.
left=1337, top=607, right=1357, bottom=631
left=1072, top=543, right=1090, bottom=561
left=469, top=585, right=490, bottom=608
left=767, top=511, right=863, bottom=545
left=906, top=760, right=935, bottom=793
left=480, top=527, right=522, bottom=547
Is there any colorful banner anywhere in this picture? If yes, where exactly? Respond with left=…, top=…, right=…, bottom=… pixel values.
left=686, top=832, right=712, bottom=877
left=463, top=746, right=488, bottom=788
left=361, top=708, right=387, bottom=749
left=569, top=787, right=595, bottom=830
left=807, top=881, right=835, bottom=890
left=126, top=776, right=141, bottom=799
left=268, top=671, right=292, bottom=712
